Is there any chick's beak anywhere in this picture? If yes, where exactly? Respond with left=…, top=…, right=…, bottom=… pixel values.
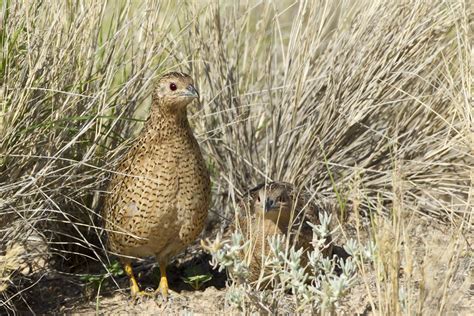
left=181, top=84, right=199, bottom=98
left=264, top=198, right=275, bottom=212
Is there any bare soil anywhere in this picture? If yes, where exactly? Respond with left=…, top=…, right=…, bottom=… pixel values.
left=9, top=215, right=473, bottom=315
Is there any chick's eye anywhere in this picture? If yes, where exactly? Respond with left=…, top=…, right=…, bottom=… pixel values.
left=169, top=83, right=177, bottom=91
left=256, top=196, right=261, bottom=203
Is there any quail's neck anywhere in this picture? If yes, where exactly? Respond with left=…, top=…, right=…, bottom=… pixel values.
left=265, top=209, right=292, bottom=233
left=144, top=100, right=191, bottom=137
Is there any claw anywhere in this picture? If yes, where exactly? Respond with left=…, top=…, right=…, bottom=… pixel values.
left=124, top=261, right=170, bottom=302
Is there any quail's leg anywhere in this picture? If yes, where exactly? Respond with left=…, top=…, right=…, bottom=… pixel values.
left=156, top=260, right=169, bottom=299
left=124, top=262, right=151, bottom=298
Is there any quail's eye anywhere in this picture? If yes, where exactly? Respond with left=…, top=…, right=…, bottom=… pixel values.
left=256, top=196, right=261, bottom=203
left=169, top=83, right=177, bottom=91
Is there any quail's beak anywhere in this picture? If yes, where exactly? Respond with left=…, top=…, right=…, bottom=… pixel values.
left=181, top=84, right=199, bottom=99
left=264, top=198, right=276, bottom=212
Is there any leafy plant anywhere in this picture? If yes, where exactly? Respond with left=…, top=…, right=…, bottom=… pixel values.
left=80, top=261, right=124, bottom=313
left=181, top=265, right=213, bottom=290
left=182, top=273, right=213, bottom=291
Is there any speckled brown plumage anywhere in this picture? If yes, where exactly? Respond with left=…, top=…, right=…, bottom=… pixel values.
left=103, top=72, right=211, bottom=298
left=235, top=182, right=333, bottom=287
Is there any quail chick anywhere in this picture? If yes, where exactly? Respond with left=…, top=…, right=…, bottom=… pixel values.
left=235, top=182, right=333, bottom=286
left=103, top=72, right=211, bottom=299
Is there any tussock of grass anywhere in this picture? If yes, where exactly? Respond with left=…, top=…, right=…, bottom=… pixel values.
left=190, top=0, right=471, bottom=221
left=0, top=0, right=471, bottom=313
left=1, top=1, right=189, bottom=310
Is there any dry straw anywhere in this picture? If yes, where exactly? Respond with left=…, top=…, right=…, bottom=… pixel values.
left=0, top=0, right=471, bottom=313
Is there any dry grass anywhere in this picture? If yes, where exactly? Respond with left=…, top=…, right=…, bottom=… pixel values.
left=0, top=0, right=472, bottom=314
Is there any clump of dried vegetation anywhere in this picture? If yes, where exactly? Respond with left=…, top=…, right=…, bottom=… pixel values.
left=0, top=0, right=471, bottom=314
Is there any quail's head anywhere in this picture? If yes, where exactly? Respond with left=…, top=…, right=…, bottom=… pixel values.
left=254, top=183, right=293, bottom=224
left=153, top=72, right=199, bottom=110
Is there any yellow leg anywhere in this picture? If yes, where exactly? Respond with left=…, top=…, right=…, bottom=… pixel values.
left=157, top=261, right=169, bottom=299
left=124, top=262, right=152, bottom=298
left=124, top=262, right=141, bottom=296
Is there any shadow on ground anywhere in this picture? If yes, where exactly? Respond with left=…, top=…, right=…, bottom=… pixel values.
left=10, top=245, right=227, bottom=314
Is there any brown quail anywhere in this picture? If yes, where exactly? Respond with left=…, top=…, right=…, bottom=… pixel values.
left=235, top=182, right=333, bottom=286
left=103, top=72, right=211, bottom=298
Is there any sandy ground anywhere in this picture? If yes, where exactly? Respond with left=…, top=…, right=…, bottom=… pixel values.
left=9, top=214, right=473, bottom=315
